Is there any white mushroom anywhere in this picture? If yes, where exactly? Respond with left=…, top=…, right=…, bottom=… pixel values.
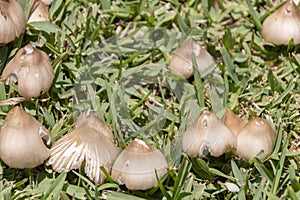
left=0, top=106, right=51, bottom=168
left=111, top=138, right=168, bottom=190
left=49, top=109, right=120, bottom=184
left=28, top=0, right=50, bottom=23
left=1, top=44, right=54, bottom=99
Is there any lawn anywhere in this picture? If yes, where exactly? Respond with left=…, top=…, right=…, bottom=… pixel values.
left=0, top=0, right=299, bottom=199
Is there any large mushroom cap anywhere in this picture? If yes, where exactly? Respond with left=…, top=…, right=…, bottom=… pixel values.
left=169, top=38, right=215, bottom=79
left=49, top=109, right=120, bottom=184
left=0, top=106, right=51, bottom=168
left=236, top=118, right=277, bottom=160
left=262, top=0, right=300, bottom=45
left=182, top=110, right=237, bottom=157
left=0, top=0, right=26, bottom=44
left=111, top=138, right=168, bottom=190
left=1, top=44, right=54, bottom=99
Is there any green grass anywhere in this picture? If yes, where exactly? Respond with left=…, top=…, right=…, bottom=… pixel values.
left=0, top=0, right=299, bottom=199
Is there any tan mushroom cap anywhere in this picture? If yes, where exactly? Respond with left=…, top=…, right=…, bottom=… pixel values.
left=49, top=109, right=120, bottom=184
left=236, top=118, right=277, bottom=160
left=0, top=0, right=26, bottom=44
left=1, top=44, right=54, bottom=99
left=222, top=109, right=248, bottom=136
left=28, top=0, right=50, bottom=23
left=169, top=38, right=215, bottom=79
left=262, top=0, right=300, bottom=45
left=182, top=110, right=237, bottom=157
left=0, top=106, right=51, bottom=168
left=111, top=138, right=168, bottom=190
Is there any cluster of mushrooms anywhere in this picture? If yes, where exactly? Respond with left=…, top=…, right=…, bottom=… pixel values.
left=0, top=0, right=290, bottom=192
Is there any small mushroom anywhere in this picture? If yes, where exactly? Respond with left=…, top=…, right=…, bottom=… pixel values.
left=41, top=0, right=53, bottom=5
left=49, top=109, right=120, bottom=184
left=1, top=44, right=54, bottom=99
left=111, top=138, right=168, bottom=190
left=222, top=109, right=248, bottom=136
left=236, top=118, right=276, bottom=160
left=182, top=110, right=237, bottom=157
left=0, top=106, right=51, bottom=168
left=261, top=0, right=300, bottom=45
left=169, top=38, right=215, bottom=79
left=0, top=0, right=26, bottom=44
left=28, top=0, right=50, bottom=23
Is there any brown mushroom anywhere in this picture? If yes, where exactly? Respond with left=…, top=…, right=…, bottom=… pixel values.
left=222, top=109, right=248, bottom=136
left=111, top=138, right=168, bottom=190
left=236, top=118, right=277, bottom=160
left=0, top=106, right=51, bottom=168
left=49, top=109, right=120, bottom=184
left=169, top=38, right=215, bottom=79
left=182, top=110, right=237, bottom=157
left=262, top=0, right=300, bottom=45
left=28, top=0, right=50, bottom=23
left=0, top=0, right=26, bottom=44
left=1, top=44, right=54, bottom=99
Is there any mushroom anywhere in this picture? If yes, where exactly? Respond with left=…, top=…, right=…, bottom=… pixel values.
left=168, top=38, right=215, bottom=79
left=111, top=138, right=168, bottom=190
left=49, top=109, right=120, bottom=184
left=261, top=0, right=300, bottom=45
left=28, top=0, right=50, bottom=23
left=221, top=109, right=248, bottom=136
left=0, top=106, right=51, bottom=168
left=0, top=0, right=26, bottom=44
left=1, top=44, right=54, bottom=99
left=182, top=110, right=237, bottom=157
left=41, top=0, right=53, bottom=5
left=236, top=118, right=277, bottom=160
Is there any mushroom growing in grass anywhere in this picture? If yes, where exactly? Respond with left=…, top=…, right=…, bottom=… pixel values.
left=261, top=0, right=300, bottom=45
left=169, top=38, right=215, bottom=79
left=49, top=109, right=120, bottom=184
left=182, top=110, right=237, bottom=157
left=222, top=109, right=248, bottom=136
left=28, top=0, right=50, bottom=23
left=0, top=106, right=51, bottom=168
left=1, top=44, right=54, bottom=99
left=236, top=118, right=277, bottom=160
left=0, top=0, right=26, bottom=44
left=111, top=138, right=168, bottom=190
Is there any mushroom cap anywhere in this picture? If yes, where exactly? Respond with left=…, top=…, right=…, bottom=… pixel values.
left=222, top=109, right=248, bottom=136
left=28, top=0, right=50, bottom=23
left=0, top=0, right=26, bottom=44
left=0, top=106, right=51, bottom=168
left=111, top=138, right=168, bottom=190
left=262, top=0, right=300, bottom=45
left=49, top=110, right=120, bottom=184
left=169, top=38, right=215, bottom=79
left=236, top=118, right=277, bottom=160
left=182, top=110, right=237, bottom=157
left=1, top=44, right=54, bottom=99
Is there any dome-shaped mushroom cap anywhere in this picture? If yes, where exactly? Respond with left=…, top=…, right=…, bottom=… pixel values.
left=111, top=138, right=168, bottom=190
left=169, top=38, right=215, bottom=79
left=182, top=110, right=236, bottom=157
left=237, top=118, right=277, bottom=160
left=262, top=0, right=300, bottom=45
left=0, top=106, right=51, bottom=168
left=49, top=109, right=120, bottom=184
left=0, top=0, right=26, bottom=44
left=1, top=44, right=54, bottom=99
left=28, top=0, right=50, bottom=23
left=222, top=109, right=248, bottom=136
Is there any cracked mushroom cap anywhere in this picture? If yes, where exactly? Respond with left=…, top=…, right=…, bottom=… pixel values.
left=237, top=118, right=277, bottom=160
left=28, top=0, right=50, bottom=23
left=222, top=109, right=248, bottom=136
left=0, top=0, right=26, bottom=44
left=0, top=106, right=51, bottom=168
left=111, top=138, right=168, bottom=190
left=49, top=109, right=120, bottom=184
left=262, top=0, right=300, bottom=45
left=1, top=44, right=54, bottom=99
left=182, top=110, right=237, bottom=157
left=169, top=38, right=215, bottom=79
